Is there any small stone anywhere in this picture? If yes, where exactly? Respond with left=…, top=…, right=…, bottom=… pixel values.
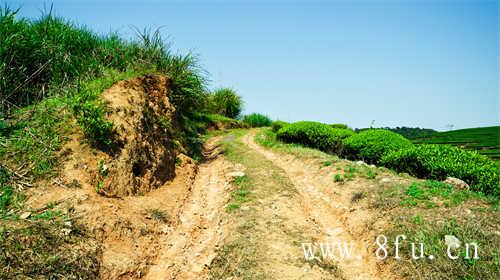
left=379, top=178, right=392, bottom=185
left=240, top=206, right=250, bottom=211
left=61, top=228, right=71, bottom=236
left=19, top=212, right=31, bottom=219
left=195, top=252, right=201, bottom=257
left=356, top=160, right=366, bottom=166
left=444, top=177, right=469, bottom=191
left=161, top=225, right=171, bottom=234
left=445, top=235, right=461, bottom=247
left=228, top=171, right=245, bottom=178
left=64, top=221, right=72, bottom=228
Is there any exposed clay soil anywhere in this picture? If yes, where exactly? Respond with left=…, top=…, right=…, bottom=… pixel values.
left=26, top=120, right=400, bottom=279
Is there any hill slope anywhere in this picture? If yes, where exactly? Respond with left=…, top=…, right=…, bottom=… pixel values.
left=413, top=126, right=500, bottom=161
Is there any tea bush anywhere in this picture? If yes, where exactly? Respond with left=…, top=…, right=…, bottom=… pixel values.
left=342, top=129, right=413, bottom=163
left=330, top=123, right=350, bottom=130
left=276, top=121, right=354, bottom=153
left=242, top=113, right=272, bottom=127
left=271, top=121, right=289, bottom=132
left=380, top=144, right=499, bottom=195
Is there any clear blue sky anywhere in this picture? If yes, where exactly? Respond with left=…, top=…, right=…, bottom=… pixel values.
left=9, top=0, right=499, bottom=130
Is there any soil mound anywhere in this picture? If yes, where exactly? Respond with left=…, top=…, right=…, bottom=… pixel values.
left=97, top=74, right=176, bottom=197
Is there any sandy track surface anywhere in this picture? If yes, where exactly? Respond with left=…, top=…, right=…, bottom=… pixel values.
left=145, top=138, right=235, bottom=280
left=241, top=131, right=395, bottom=280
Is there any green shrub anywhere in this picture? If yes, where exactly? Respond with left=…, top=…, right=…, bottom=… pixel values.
left=209, top=88, right=242, bottom=119
left=276, top=121, right=354, bottom=153
left=72, top=100, right=114, bottom=146
left=242, top=113, right=272, bottom=127
left=380, top=144, right=500, bottom=195
left=330, top=123, right=350, bottom=130
left=342, top=129, right=413, bottom=163
left=271, top=121, right=289, bottom=132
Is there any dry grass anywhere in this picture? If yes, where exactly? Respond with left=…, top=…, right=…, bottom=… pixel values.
left=0, top=219, right=100, bottom=279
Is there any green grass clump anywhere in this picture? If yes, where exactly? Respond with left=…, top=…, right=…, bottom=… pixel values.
left=276, top=121, right=354, bottom=153
left=209, top=88, right=243, bottom=119
left=271, top=120, right=289, bottom=132
left=342, top=129, right=414, bottom=164
left=333, top=174, right=344, bottom=183
left=72, top=97, right=114, bottom=147
left=381, top=144, right=500, bottom=195
left=242, top=113, right=272, bottom=127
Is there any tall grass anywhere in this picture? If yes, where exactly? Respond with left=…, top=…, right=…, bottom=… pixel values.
left=0, top=6, right=207, bottom=120
left=1, top=5, right=209, bottom=160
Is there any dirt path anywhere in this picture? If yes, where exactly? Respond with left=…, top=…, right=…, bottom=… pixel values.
left=145, top=138, right=236, bottom=280
left=240, top=131, right=395, bottom=280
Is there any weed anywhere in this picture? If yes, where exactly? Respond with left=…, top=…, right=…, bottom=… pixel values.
left=322, top=160, right=333, bottom=167
left=334, top=174, right=344, bottom=183
left=147, top=208, right=169, bottom=223
left=242, top=113, right=272, bottom=127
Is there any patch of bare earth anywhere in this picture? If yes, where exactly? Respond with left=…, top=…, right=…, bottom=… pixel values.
left=145, top=137, right=235, bottom=280
left=241, top=131, right=397, bottom=280
left=25, top=136, right=238, bottom=279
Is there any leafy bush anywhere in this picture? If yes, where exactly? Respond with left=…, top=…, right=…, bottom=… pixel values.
left=271, top=121, right=289, bottom=132
left=209, top=88, right=243, bottom=119
left=342, top=129, right=413, bottom=163
left=72, top=99, right=114, bottom=147
left=276, top=121, right=354, bottom=153
left=330, top=123, right=349, bottom=130
left=380, top=144, right=500, bottom=195
left=242, top=113, right=272, bottom=127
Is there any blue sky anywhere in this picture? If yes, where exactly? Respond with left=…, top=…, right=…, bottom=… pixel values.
left=9, top=0, right=499, bottom=130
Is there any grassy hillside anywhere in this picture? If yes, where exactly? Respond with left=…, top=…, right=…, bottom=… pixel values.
left=414, top=126, right=500, bottom=161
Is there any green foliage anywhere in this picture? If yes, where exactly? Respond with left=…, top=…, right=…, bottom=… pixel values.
left=209, top=88, right=243, bottom=119
left=322, top=160, right=333, bottom=167
left=342, top=129, right=414, bottom=163
left=330, top=123, right=350, bottom=130
left=277, top=121, right=355, bottom=153
left=271, top=120, right=289, bottom=132
left=242, top=113, right=272, bottom=128
left=413, top=126, right=500, bottom=161
left=164, top=53, right=208, bottom=120
left=355, top=126, right=437, bottom=140
left=381, top=144, right=500, bottom=195
left=72, top=99, right=114, bottom=146
left=1, top=5, right=212, bottom=162
left=334, top=174, right=344, bottom=183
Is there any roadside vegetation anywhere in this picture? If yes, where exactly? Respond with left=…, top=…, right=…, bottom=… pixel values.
left=274, top=121, right=499, bottom=196
left=413, top=126, right=500, bottom=161
left=242, top=113, right=272, bottom=127
left=356, top=126, right=437, bottom=140
left=0, top=6, right=240, bottom=278
left=208, top=88, right=243, bottom=119
left=277, top=121, right=354, bottom=153
left=256, top=128, right=499, bottom=280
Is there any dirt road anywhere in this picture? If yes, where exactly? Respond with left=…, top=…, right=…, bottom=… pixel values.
left=144, top=130, right=394, bottom=279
